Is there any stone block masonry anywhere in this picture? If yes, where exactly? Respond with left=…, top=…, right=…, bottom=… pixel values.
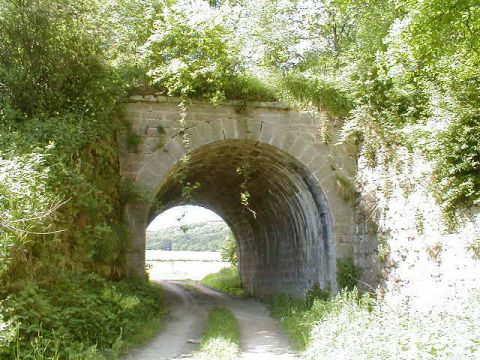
left=356, top=146, right=480, bottom=311
left=119, top=95, right=360, bottom=298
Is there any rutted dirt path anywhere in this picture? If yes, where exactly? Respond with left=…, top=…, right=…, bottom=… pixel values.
left=125, top=281, right=297, bottom=360
left=124, top=281, right=208, bottom=359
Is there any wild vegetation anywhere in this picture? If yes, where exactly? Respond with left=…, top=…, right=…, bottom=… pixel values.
left=194, top=306, right=240, bottom=360
left=270, top=289, right=361, bottom=351
left=0, top=0, right=167, bottom=357
left=140, top=0, right=479, bottom=221
left=201, top=267, right=245, bottom=298
left=0, top=274, right=166, bottom=359
left=1, top=0, right=479, bottom=358
left=269, top=287, right=480, bottom=359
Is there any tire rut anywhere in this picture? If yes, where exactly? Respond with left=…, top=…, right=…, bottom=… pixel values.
left=125, top=281, right=297, bottom=359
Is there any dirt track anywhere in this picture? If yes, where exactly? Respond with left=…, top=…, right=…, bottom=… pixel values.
left=125, top=281, right=297, bottom=359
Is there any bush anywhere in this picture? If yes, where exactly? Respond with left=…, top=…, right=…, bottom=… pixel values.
left=433, top=110, right=480, bottom=216
left=0, top=151, right=57, bottom=280
left=0, top=272, right=166, bottom=359
left=201, top=267, right=245, bottom=297
left=220, top=235, right=238, bottom=267
left=306, top=283, right=331, bottom=307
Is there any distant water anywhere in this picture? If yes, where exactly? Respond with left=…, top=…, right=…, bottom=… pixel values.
left=146, top=250, right=230, bottom=281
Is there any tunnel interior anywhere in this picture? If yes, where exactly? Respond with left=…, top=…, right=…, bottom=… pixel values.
left=148, top=139, right=336, bottom=298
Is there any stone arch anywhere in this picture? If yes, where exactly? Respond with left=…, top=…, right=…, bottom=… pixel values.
left=122, top=102, right=355, bottom=297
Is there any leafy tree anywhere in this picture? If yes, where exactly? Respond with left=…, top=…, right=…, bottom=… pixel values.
left=229, top=0, right=480, bottom=215
left=143, top=1, right=275, bottom=102
left=143, top=2, right=244, bottom=102
left=0, top=0, right=167, bottom=282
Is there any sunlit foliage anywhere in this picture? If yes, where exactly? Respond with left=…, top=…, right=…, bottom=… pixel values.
left=1, top=0, right=479, bottom=357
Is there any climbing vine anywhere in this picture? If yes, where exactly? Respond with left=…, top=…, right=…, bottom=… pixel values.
left=236, top=160, right=256, bottom=218
left=175, top=98, right=201, bottom=201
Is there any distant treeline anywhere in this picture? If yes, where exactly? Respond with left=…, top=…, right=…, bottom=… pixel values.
left=147, top=221, right=232, bottom=251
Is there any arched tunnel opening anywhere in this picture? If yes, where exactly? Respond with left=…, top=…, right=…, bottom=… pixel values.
left=146, top=139, right=336, bottom=298
left=145, top=205, right=233, bottom=281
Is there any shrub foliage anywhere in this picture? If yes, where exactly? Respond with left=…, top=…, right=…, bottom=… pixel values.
left=0, top=273, right=165, bottom=359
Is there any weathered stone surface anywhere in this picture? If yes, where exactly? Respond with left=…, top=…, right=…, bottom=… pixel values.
left=120, top=97, right=359, bottom=298
left=356, top=146, right=480, bottom=311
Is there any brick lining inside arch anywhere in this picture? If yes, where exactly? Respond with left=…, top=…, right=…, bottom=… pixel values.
left=147, top=139, right=335, bottom=297
left=121, top=97, right=359, bottom=298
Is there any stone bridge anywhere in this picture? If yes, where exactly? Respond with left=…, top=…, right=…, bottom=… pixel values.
left=119, top=95, right=361, bottom=298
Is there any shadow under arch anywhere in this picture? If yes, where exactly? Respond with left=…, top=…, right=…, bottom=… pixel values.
left=126, top=137, right=339, bottom=298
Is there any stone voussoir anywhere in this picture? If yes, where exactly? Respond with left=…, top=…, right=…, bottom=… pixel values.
left=121, top=98, right=359, bottom=298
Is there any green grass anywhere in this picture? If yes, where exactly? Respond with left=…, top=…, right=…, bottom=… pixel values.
left=270, top=288, right=480, bottom=359
left=120, top=304, right=165, bottom=354
left=201, top=267, right=245, bottom=297
left=195, top=306, right=240, bottom=360
left=269, top=294, right=312, bottom=350
left=0, top=272, right=166, bottom=359
left=269, top=289, right=341, bottom=351
left=304, top=289, right=480, bottom=360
